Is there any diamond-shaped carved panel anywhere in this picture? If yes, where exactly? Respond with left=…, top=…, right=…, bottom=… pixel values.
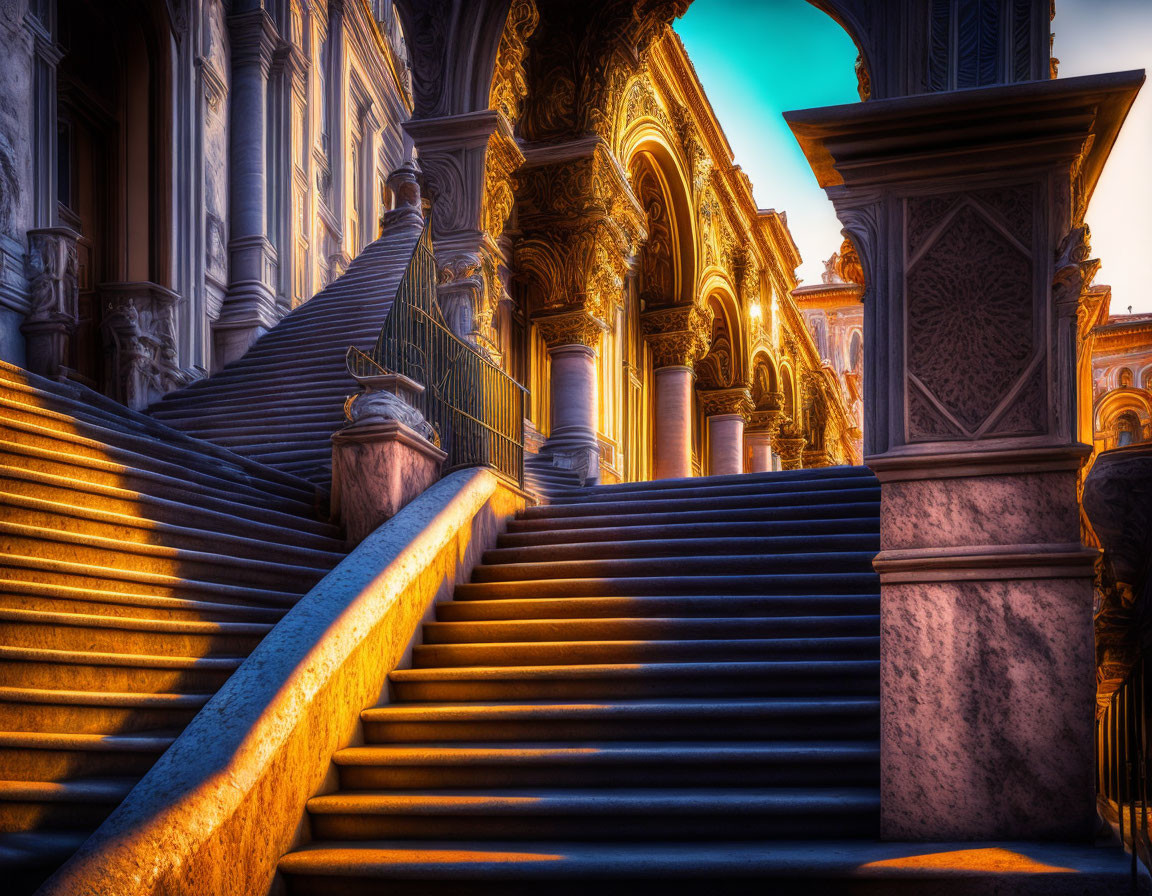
left=906, top=203, right=1035, bottom=436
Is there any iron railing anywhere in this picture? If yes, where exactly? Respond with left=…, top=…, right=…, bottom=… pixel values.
left=347, top=219, right=526, bottom=486
left=1098, top=656, right=1150, bottom=886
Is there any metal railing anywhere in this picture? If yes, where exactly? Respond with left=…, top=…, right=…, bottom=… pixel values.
left=347, top=218, right=526, bottom=486
left=1098, top=656, right=1150, bottom=886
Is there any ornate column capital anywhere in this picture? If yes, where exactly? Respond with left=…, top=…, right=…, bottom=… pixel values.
left=771, top=416, right=807, bottom=470
left=533, top=308, right=607, bottom=350
left=698, top=387, right=753, bottom=420
left=228, top=8, right=279, bottom=73
left=640, top=304, right=713, bottom=369
left=515, top=138, right=647, bottom=324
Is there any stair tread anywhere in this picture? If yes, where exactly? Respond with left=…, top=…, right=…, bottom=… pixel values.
left=334, top=742, right=881, bottom=764
left=391, top=660, right=879, bottom=680
left=0, top=686, right=211, bottom=707
left=362, top=698, right=880, bottom=721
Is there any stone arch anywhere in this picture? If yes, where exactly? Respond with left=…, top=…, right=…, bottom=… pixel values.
left=625, top=140, right=697, bottom=309
left=780, top=361, right=798, bottom=420
left=1092, top=389, right=1147, bottom=446
left=695, top=281, right=746, bottom=391
left=751, top=351, right=780, bottom=405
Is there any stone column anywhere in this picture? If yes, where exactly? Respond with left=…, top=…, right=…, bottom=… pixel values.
left=534, top=310, right=606, bottom=485
left=746, top=431, right=773, bottom=473
left=214, top=8, right=279, bottom=368
left=642, top=304, right=712, bottom=480
left=514, top=138, right=647, bottom=486
left=787, top=70, right=1144, bottom=841
left=700, top=388, right=753, bottom=477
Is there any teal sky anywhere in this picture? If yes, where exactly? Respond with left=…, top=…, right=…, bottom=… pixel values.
left=674, top=0, right=1152, bottom=313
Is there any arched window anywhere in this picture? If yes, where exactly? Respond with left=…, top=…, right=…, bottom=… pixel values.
left=849, top=330, right=863, bottom=373
left=1115, top=412, right=1140, bottom=447
left=1119, top=368, right=1134, bottom=389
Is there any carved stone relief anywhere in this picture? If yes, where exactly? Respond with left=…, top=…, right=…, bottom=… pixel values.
left=100, top=282, right=190, bottom=409
left=904, top=187, right=1042, bottom=441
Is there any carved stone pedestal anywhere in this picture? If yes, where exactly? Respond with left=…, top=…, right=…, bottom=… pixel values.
left=787, top=70, right=1144, bottom=841
left=331, top=373, right=446, bottom=547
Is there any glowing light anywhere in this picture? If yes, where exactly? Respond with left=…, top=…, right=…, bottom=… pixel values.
left=749, top=300, right=762, bottom=321
left=860, top=848, right=1077, bottom=875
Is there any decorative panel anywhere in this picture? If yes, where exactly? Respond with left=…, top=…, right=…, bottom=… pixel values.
left=904, top=186, right=1040, bottom=442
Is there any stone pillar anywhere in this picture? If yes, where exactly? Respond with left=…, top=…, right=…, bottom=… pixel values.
left=21, top=227, right=80, bottom=378
left=514, top=138, right=647, bottom=486
left=331, top=372, right=446, bottom=547
left=787, top=70, right=1144, bottom=841
left=535, top=310, right=605, bottom=485
left=652, top=367, right=694, bottom=479
left=746, top=429, right=774, bottom=474
left=214, top=8, right=279, bottom=369
left=700, top=388, right=752, bottom=477
left=642, top=304, right=712, bottom=480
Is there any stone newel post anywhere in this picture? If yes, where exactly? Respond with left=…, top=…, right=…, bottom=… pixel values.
left=21, top=226, right=80, bottom=378
left=788, top=70, right=1144, bottom=841
left=331, top=372, right=446, bottom=547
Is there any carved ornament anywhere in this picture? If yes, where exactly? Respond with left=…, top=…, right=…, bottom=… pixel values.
left=489, top=0, right=539, bottom=126
left=641, top=303, right=713, bottom=369
left=698, top=387, right=753, bottom=420
left=533, top=308, right=608, bottom=349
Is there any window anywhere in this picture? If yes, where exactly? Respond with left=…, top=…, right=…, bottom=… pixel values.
left=1119, top=368, right=1134, bottom=389
left=1115, top=412, right=1141, bottom=448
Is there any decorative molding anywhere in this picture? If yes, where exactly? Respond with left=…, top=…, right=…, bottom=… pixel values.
left=698, top=387, right=752, bottom=420
left=533, top=308, right=607, bottom=349
left=640, top=303, right=712, bottom=369
left=488, top=0, right=538, bottom=126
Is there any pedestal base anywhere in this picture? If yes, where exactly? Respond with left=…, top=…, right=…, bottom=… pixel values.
left=331, top=421, right=447, bottom=547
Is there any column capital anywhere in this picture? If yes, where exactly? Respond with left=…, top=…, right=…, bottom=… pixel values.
left=533, top=308, right=607, bottom=350
left=641, top=304, right=713, bottom=369
left=515, top=137, right=647, bottom=324
left=229, top=9, right=279, bottom=72
left=771, top=417, right=807, bottom=470
left=698, top=387, right=753, bottom=420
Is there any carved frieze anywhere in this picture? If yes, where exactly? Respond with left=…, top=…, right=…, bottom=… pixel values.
left=772, top=416, right=807, bottom=470
left=25, top=227, right=79, bottom=324
left=100, top=282, right=190, bottom=410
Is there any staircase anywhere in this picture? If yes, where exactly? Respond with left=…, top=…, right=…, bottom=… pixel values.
left=0, top=360, right=347, bottom=891
left=279, top=466, right=885, bottom=893
left=522, top=452, right=584, bottom=498
left=148, top=216, right=422, bottom=487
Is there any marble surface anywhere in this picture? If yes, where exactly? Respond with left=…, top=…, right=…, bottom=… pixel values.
left=880, top=472, right=1080, bottom=551
left=881, top=576, right=1096, bottom=841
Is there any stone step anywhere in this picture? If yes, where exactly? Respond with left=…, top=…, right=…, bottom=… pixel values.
left=0, top=497, right=344, bottom=565
left=412, top=637, right=880, bottom=668
left=546, top=464, right=873, bottom=498
left=482, top=536, right=880, bottom=565
left=278, top=840, right=1147, bottom=896
left=0, top=441, right=322, bottom=517
left=546, top=471, right=878, bottom=506
left=0, top=581, right=287, bottom=623
left=0, top=419, right=317, bottom=511
left=151, top=383, right=351, bottom=415
left=517, top=487, right=882, bottom=520
left=0, top=830, right=89, bottom=890
left=0, top=687, right=208, bottom=734
left=388, top=660, right=881, bottom=702
left=420, top=614, right=880, bottom=644
left=0, top=607, right=271, bottom=658
left=332, top=741, right=880, bottom=789
left=0, top=730, right=175, bottom=780
left=436, top=593, right=880, bottom=622
left=504, top=501, right=881, bottom=532
left=0, top=465, right=340, bottom=542
left=452, top=572, right=879, bottom=602
left=360, top=698, right=881, bottom=744
left=0, top=645, right=242, bottom=693
left=0, top=525, right=334, bottom=590
left=0, top=778, right=134, bottom=834
left=497, top=517, right=881, bottom=548
left=304, top=788, right=881, bottom=841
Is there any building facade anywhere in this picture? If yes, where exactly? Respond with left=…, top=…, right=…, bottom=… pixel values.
left=0, top=0, right=412, bottom=406
left=0, top=0, right=858, bottom=483
left=1092, top=307, right=1152, bottom=451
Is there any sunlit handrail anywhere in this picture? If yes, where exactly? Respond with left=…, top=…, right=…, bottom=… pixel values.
left=347, top=218, right=526, bottom=486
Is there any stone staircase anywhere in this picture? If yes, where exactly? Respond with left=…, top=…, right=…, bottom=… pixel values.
left=148, top=215, right=422, bottom=488
left=278, top=466, right=886, bottom=893
left=522, top=452, right=584, bottom=498
left=0, top=360, right=347, bottom=891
